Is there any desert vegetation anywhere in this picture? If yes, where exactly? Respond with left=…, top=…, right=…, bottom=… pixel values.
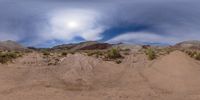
left=61, top=51, right=68, bottom=56
left=157, top=47, right=175, bottom=55
left=104, top=48, right=124, bottom=64
left=184, top=50, right=200, bottom=60
left=106, top=48, right=123, bottom=59
left=120, top=48, right=131, bottom=55
left=145, top=48, right=156, bottom=60
left=42, top=50, right=51, bottom=56
left=142, top=46, right=177, bottom=60
left=115, top=60, right=122, bottom=64
left=0, top=51, right=23, bottom=64
left=84, top=48, right=124, bottom=64
left=86, top=50, right=103, bottom=57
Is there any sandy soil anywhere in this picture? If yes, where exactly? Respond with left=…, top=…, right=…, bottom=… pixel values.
left=0, top=50, right=200, bottom=100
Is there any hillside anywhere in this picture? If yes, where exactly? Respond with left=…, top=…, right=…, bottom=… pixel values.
left=175, top=40, right=200, bottom=49
left=0, top=40, right=26, bottom=51
left=52, top=41, right=112, bottom=51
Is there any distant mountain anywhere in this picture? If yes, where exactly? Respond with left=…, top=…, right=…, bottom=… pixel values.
left=175, top=40, right=200, bottom=49
left=0, top=40, right=26, bottom=51
left=52, top=41, right=112, bottom=51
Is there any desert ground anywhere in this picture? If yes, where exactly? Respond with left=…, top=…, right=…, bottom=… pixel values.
left=0, top=41, right=200, bottom=100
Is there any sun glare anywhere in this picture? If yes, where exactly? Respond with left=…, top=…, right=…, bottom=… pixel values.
left=67, top=21, right=79, bottom=29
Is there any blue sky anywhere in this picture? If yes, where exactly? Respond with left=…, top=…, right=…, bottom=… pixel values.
left=0, top=0, right=200, bottom=47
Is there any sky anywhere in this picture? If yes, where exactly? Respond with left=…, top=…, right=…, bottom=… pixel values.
left=0, top=0, right=200, bottom=47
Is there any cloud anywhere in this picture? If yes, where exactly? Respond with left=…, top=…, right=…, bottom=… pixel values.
left=107, top=31, right=200, bottom=45
left=26, top=9, right=107, bottom=47
left=42, top=9, right=106, bottom=41
left=0, top=0, right=200, bottom=47
left=0, top=32, right=20, bottom=41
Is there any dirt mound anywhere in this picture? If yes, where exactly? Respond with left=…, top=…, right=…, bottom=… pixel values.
left=2, top=49, right=200, bottom=99
left=1, top=53, right=124, bottom=93
left=55, top=54, right=124, bottom=89
left=0, top=40, right=26, bottom=51
left=143, top=51, right=200, bottom=93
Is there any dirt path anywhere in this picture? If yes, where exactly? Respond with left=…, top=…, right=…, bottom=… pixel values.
left=0, top=51, right=200, bottom=100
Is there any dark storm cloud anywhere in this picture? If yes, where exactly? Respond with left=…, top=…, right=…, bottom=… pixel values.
left=107, top=1, right=200, bottom=44
left=0, top=0, right=200, bottom=47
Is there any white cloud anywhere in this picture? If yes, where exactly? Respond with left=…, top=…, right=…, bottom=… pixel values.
left=1, top=0, right=200, bottom=47
left=80, top=27, right=104, bottom=41
left=107, top=32, right=200, bottom=45
left=42, top=9, right=106, bottom=42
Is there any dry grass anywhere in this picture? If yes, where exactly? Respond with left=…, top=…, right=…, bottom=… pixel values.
left=0, top=51, right=23, bottom=64
left=42, top=51, right=51, bottom=56
left=86, top=50, right=103, bottom=58
left=184, top=50, right=200, bottom=60
left=115, top=60, right=122, bottom=64
left=61, top=52, right=68, bottom=56
left=106, top=48, right=123, bottom=59
left=84, top=48, right=124, bottom=64
left=145, top=48, right=156, bottom=60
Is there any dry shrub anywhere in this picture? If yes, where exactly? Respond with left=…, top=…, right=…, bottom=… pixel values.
left=61, top=52, right=68, bottom=56
left=115, top=60, right=122, bottom=64
left=87, top=51, right=103, bottom=57
left=0, top=51, right=23, bottom=64
left=185, top=50, right=200, bottom=60
left=145, top=48, right=156, bottom=60
left=42, top=51, right=50, bottom=56
left=106, top=48, right=123, bottom=59
left=193, top=53, right=200, bottom=60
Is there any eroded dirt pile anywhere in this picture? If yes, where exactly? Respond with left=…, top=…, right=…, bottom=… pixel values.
left=49, top=54, right=124, bottom=90
left=143, top=51, right=200, bottom=93
left=1, top=50, right=200, bottom=100
left=0, top=53, right=124, bottom=93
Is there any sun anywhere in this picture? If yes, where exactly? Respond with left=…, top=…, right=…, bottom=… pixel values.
left=67, top=21, right=79, bottom=29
